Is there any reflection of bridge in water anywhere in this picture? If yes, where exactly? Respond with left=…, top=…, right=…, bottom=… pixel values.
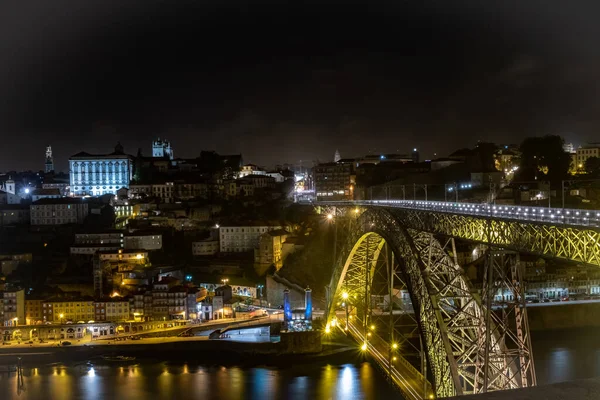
left=318, top=200, right=600, bottom=399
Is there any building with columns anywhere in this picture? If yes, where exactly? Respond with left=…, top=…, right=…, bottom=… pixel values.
left=69, top=143, right=133, bottom=197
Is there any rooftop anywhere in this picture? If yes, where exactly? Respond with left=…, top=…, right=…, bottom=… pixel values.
left=31, top=188, right=61, bottom=196
left=266, top=228, right=290, bottom=237
left=32, top=197, right=86, bottom=205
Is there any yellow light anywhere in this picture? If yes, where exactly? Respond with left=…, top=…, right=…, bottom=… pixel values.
left=121, top=281, right=125, bottom=285
left=429, top=395, right=434, bottom=399
left=367, top=332, right=371, bottom=337
left=361, top=343, right=367, bottom=351
left=325, top=325, right=331, bottom=334
left=392, top=343, right=398, bottom=350
left=327, top=214, right=333, bottom=220
left=136, top=254, right=143, bottom=259
left=349, top=315, right=353, bottom=320
left=330, top=319, right=337, bottom=327
left=393, top=356, right=397, bottom=361
left=370, top=324, right=375, bottom=330
left=342, top=292, right=349, bottom=300
left=354, top=208, right=359, bottom=214
left=59, top=313, right=64, bottom=319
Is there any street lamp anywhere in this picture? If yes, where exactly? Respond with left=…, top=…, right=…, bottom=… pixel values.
left=59, top=313, right=64, bottom=324
left=327, top=213, right=333, bottom=220
left=257, top=284, right=264, bottom=307
left=221, top=278, right=229, bottom=286
left=341, top=292, right=349, bottom=330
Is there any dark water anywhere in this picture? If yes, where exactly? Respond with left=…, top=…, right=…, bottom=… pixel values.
left=0, top=360, right=401, bottom=400
left=1, top=328, right=598, bottom=399
left=532, top=327, right=600, bottom=385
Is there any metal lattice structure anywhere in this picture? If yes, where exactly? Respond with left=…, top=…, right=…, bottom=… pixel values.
left=321, top=200, right=600, bottom=266
left=324, top=206, right=536, bottom=399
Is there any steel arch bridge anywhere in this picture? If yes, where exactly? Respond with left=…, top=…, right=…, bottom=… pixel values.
left=322, top=204, right=541, bottom=399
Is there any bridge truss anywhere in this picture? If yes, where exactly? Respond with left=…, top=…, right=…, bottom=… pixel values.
left=323, top=206, right=536, bottom=398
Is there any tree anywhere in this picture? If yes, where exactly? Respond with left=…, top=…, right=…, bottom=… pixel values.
left=585, top=157, right=600, bottom=177
left=517, top=135, right=571, bottom=185
left=474, top=142, right=498, bottom=172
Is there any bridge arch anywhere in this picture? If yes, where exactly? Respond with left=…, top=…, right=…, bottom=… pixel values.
left=326, top=207, right=530, bottom=398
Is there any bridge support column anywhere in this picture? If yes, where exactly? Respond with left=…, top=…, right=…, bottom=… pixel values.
left=479, top=249, right=536, bottom=393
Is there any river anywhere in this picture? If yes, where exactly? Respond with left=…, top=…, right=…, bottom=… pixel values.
left=0, top=327, right=598, bottom=399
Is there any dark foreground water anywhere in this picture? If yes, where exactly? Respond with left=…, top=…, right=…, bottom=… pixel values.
left=0, top=360, right=401, bottom=400
left=1, top=327, right=599, bottom=400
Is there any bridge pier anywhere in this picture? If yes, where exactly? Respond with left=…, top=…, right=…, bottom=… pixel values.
left=479, top=249, right=536, bottom=393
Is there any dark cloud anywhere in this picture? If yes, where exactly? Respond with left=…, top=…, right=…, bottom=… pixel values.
left=1, top=1, right=600, bottom=171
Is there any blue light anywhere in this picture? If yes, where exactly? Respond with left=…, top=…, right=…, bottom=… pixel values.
left=185, top=275, right=192, bottom=282
left=380, top=155, right=385, bottom=160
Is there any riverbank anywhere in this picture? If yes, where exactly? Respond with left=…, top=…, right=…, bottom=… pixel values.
left=0, top=336, right=356, bottom=367
left=527, top=301, right=600, bottom=331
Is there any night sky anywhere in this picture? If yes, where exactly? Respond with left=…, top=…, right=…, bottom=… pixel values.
left=1, top=1, right=600, bottom=172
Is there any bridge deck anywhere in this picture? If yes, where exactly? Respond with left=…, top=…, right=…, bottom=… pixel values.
left=321, top=200, right=600, bottom=229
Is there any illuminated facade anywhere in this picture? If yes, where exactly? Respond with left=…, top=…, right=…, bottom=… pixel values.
left=576, top=144, right=600, bottom=171
left=69, top=143, right=133, bottom=197
left=152, top=138, right=174, bottom=160
left=314, top=161, right=356, bottom=200
left=45, top=145, right=54, bottom=173
left=43, top=300, right=94, bottom=323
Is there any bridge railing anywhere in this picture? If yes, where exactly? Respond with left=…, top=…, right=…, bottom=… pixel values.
left=341, top=317, right=431, bottom=400
left=320, top=200, right=600, bottom=228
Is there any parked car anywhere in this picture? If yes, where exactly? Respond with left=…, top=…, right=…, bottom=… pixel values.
left=61, top=341, right=72, bottom=346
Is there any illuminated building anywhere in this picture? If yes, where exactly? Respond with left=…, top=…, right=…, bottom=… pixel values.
left=192, top=239, right=219, bottom=256
left=45, top=145, right=54, bottom=173
left=2, top=289, right=24, bottom=326
left=254, top=229, right=290, bottom=271
left=25, top=299, right=44, bottom=325
left=30, top=198, right=89, bottom=225
left=314, top=160, right=356, bottom=201
left=152, top=138, right=174, bottom=160
left=94, top=298, right=131, bottom=322
left=219, top=223, right=283, bottom=253
left=576, top=144, right=600, bottom=171
left=43, top=299, right=94, bottom=323
left=69, top=143, right=133, bottom=197
left=239, top=163, right=265, bottom=178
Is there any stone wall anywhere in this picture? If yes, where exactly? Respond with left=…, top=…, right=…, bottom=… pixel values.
left=279, top=331, right=322, bottom=354
left=527, top=302, right=600, bottom=331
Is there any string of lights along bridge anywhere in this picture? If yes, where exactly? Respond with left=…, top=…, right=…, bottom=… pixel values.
left=322, top=199, right=600, bottom=228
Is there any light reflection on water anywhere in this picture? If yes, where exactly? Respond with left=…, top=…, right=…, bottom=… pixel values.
left=2, top=328, right=596, bottom=400
left=532, top=327, right=600, bottom=385
left=0, top=361, right=401, bottom=400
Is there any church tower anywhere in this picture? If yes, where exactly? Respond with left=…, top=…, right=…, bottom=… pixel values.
left=45, top=145, right=54, bottom=173
left=334, top=149, right=341, bottom=162
left=4, top=177, right=15, bottom=195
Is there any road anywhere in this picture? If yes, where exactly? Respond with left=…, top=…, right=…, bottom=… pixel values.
left=335, top=314, right=433, bottom=400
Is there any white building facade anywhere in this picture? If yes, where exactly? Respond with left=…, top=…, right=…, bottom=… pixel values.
left=69, top=145, right=133, bottom=197
left=30, top=199, right=89, bottom=225
left=219, top=224, right=283, bottom=253
left=192, top=240, right=219, bottom=256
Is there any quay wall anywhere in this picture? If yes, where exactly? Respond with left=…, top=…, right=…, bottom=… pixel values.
left=526, top=302, right=600, bottom=331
